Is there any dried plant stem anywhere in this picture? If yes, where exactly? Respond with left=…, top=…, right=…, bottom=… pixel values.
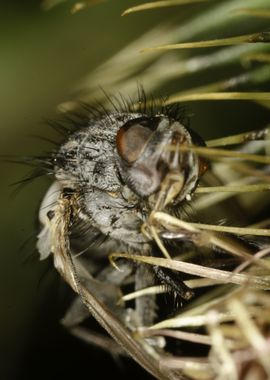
left=168, top=144, right=270, bottom=165
left=234, top=8, right=270, bottom=18
left=206, top=128, right=269, bottom=147
left=165, top=92, right=270, bottom=104
left=122, top=0, right=209, bottom=16
left=154, top=211, right=270, bottom=237
left=189, top=222, right=270, bottom=237
left=228, top=299, right=270, bottom=377
left=141, top=328, right=213, bottom=346
left=207, top=310, right=238, bottom=380
left=196, top=184, right=270, bottom=193
left=142, top=32, right=270, bottom=52
left=110, top=253, right=270, bottom=290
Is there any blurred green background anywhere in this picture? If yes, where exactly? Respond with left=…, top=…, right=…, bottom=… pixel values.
left=1, top=1, right=269, bottom=379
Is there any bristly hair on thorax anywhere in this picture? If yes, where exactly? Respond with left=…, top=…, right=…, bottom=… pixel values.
left=39, top=89, right=190, bottom=175
left=7, top=89, right=190, bottom=197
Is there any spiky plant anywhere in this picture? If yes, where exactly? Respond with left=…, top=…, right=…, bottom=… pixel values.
left=40, top=1, right=270, bottom=379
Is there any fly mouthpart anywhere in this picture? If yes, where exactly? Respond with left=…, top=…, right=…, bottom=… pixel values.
left=152, top=171, right=185, bottom=211
left=151, top=130, right=191, bottom=211
left=163, top=171, right=185, bottom=207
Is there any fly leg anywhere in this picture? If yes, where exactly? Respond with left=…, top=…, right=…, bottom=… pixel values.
left=134, top=263, right=157, bottom=327
left=61, top=260, right=134, bottom=355
left=153, top=265, right=194, bottom=300
left=61, top=294, right=126, bottom=358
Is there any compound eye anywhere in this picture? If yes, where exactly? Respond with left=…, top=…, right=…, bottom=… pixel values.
left=116, top=117, right=158, bottom=164
left=198, top=157, right=209, bottom=177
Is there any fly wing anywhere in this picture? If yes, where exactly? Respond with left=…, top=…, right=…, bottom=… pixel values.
left=36, top=184, right=184, bottom=380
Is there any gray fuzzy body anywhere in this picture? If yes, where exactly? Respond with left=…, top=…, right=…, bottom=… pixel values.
left=53, top=112, right=200, bottom=253
left=55, top=113, right=151, bottom=252
left=37, top=108, right=204, bottom=329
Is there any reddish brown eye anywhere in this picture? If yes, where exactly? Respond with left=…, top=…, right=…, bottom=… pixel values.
left=198, top=157, right=208, bottom=177
left=116, top=117, right=157, bottom=163
left=187, top=128, right=208, bottom=177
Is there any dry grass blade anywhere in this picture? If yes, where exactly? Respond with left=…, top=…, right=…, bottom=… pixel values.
left=110, top=253, right=270, bottom=289
left=234, top=8, right=270, bottom=18
left=121, top=285, right=166, bottom=301
left=142, top=328, right=213, bottom=346
left=41, top=0, right=66, bottom=10
left=150, top=289, right=270, bottom=378
left=167, top=144, right=270, bottom=165
left=142, top=32, right=270, bottom=52
left=162, top=65, right=270, bottom=102
left=159, top=357, right=214, bottom=378
left=165, top=92, right=270, bottom=104
left=150, top=211, right=270, bottom=270
left=242, top=52, right=270, bottom=63
left=151, top=310, right=236, bottom=329
left=207, top=310, right=238, bottom=379
left=122, top=278, right=230, bottom=301
left=132, top=67, right=270, bottom=109
left=234, top=247, right=270, bottom=274
left=196, top=184, right=270, bottom=193
left=70, top=0, right=106, bottom=13
left=154, top=210, right=270, bottom=237
left=122, top=0, right=209, bottom=16
left=42, top=0, right=105, bottom=11
left=142, top=46, right=270, bottom=96
left=228, top=299, right=270, bottom=376
left=206, top=128, right=269, bottom=147
left=147, top=207, right=270, bottom=270
left=61, top=0, right=270, bottom=106
left=193, top=174, right=270, bottom=210
left=234, top=248, right=270, bottom=273
left=121, top=278, right=225, bottom=302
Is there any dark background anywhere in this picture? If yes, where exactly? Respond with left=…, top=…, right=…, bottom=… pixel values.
left=1, top=1, right=269, bottom=379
